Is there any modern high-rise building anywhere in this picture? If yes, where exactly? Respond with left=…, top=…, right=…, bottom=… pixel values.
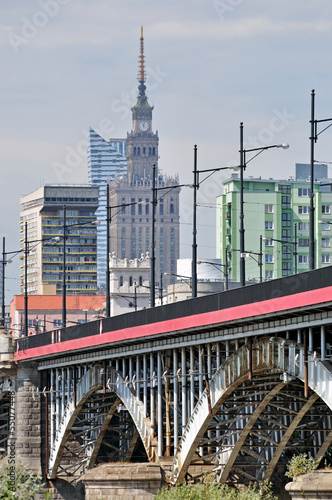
left=87, top=129, right=127, bottom=289
left=107, top=27, right=180, bottom=289
left=216, top=166, right=332, bottom=282
left=20, top=185, right=99, bottom=295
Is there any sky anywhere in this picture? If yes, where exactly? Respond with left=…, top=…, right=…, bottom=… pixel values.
left=1, top=0, right=332, bottom=299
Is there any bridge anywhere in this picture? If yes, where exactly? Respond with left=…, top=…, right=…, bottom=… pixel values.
left=1, top=267, right=332, bottom=498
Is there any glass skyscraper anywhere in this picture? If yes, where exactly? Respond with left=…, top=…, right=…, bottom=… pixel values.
left=87, top=128, right=127, bottom=289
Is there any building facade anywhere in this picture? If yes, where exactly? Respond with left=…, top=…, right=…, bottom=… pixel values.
left=108, top=28, right=180, bottom=289
left=20, top=185, right=99, bottom=295
left=109, top=253, right=150, bottom=316
left=87, top=129, right=127, bottom=289
left=216, top=170, right=332, bottom=282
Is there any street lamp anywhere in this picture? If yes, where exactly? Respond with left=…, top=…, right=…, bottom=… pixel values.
left=192, top=145, right=238, bottom=297
left=105, top=188, right=136, bottom=317
left=263, top=223, right=298, bottom=275
left=150, top=167, right=189, bottom=307
left=1, top=237, right=14, bottom=330
left=309, top=90, right=332, bottom=270
left=238, top=122, right=289, bottom=286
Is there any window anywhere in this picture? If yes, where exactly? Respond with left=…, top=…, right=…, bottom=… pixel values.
left=321, top=223, right=330, bottom=231
left=322, top=205, right=330, bottom=214
left=265, top=221, right=273, bottom=230
left=160, top=199, right=164, bottom=216
left=282, top=229, right=291, bottom=241
left=282, top=196, right=291, bottom=209
left=265, top=204, right=273, bottom=213
left=119, top=276, right=123, bottom=287
left=279, top=184, right=291, bottom=194
left=298, top=188, right=310, bottom=197
left=265, top=254, right=274, bottom=263
left=298, top=222, right=309, bottom=231
left=322, top=254, right=330, bottom=264
left=138, top=198, right=142, bottom=215
left=53, top=319, right=62, bottom=327
left=282, top=213, right=291, bottom=226
left=129, top=276, right=133, bottom=286
left=145, top=198, right=149, bottom=215
left=299, top=239, right=309, bottom=247
left=139, top=276, right=143, bottom=286
left=131, top=199, right=135, bottom=215
left=299, top=255, right=308, bottom=264
left=322, top=238, right=330, bottom=248
left=282, top=262, right=292, bottom=276
left=265, top=239, right=274, bottom=246
left=282, top=245, right=292, bottom=257
left=298, top=206, right=309, bottom=214
left=265, top=270, right=274, bottom=280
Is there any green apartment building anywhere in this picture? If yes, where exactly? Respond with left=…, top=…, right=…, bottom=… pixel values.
left=216, top=166, right=332, bottom=283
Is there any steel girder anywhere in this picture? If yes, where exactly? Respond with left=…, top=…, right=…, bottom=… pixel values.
left=173, top=337, right=332, bottom=485
left=48, top=366, right=157, bottom=479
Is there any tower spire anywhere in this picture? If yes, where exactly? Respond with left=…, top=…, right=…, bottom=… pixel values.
left=138, top=26, right=147, bottom=99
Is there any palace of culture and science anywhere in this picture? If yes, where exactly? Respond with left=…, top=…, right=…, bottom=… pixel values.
left=88, top=28, right=180, bottom=290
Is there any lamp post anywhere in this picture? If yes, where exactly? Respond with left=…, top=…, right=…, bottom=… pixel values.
left=62, top=204, right=67, bottom=328
left=238, top=122, right=289, bottom=286
left=150, top=172, right=187, bottom=307
left=191, top=146, right=238, bottom=297
left=1, top=238, right=14, bottom=330
left=263, top=225, right=298, bottom=275
left=24, top=222, right=28, bottom=336
left=309, top=90, right=332, bottom=270
left=105, top=196, right=136, bottom=317
left=151, top=164, right=157, bottom=308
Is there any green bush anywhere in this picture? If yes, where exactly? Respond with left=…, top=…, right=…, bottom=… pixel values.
left=285, top=453, right=320, bottom=479
left=0, top=461, right=44, bottom=499
left=156, top=481, right=276, bottom=499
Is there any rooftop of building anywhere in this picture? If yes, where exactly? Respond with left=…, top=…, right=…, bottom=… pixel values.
left=11, top=294, right=105, bottom=311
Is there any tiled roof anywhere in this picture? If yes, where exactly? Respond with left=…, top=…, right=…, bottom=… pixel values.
left=11, top=295, right=105, bottom=312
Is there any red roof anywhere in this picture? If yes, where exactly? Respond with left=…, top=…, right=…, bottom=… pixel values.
left=11, top=295, right=105, bottom=312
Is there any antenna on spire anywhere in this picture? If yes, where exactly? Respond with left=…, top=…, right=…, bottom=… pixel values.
left=139, top=25, right=145, bottom=84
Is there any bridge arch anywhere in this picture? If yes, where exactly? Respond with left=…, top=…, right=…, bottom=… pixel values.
left=173, top=337, right=332, bottom=485
left=48, top=366, right=157, bottom=479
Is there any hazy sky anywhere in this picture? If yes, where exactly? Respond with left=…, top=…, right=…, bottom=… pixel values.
left=2, top=0, right=332, bottom=298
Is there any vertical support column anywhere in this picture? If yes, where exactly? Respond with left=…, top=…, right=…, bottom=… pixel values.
left=297, top=329, right=302, bottom=345
left=181, top=347, right=187, bottom=432
left=216, top=342, right=221, bottom=370
left=225, top=340, right=230, bottom=359
left=321, top=325, right=326, bottom=360
left=136, top=355, right=140, bottom=399
left=50, top=369, right=55, bottom=450
left=199, top=346, right=203, bottom=398
left=61, top=368, right=65, bottom=417
left=207, top=344, right=212, bottom=379
left=157, top=352, right=163, bottom=457
left=150, top=353, right=155, bottom=437
left=15, top=364, right=42, bottom=475
left=309, top=327, right=314, bottom=352
left=143, top=354, right=147, bottom=417
left=173, top=349, right=179, bottom=450
left=55, top=368, right=60, bottom=431
left=190, top=346, right=195, bottom=414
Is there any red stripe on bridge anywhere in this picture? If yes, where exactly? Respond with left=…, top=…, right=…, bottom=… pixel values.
left=16, top=286, right=332, bottom=361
